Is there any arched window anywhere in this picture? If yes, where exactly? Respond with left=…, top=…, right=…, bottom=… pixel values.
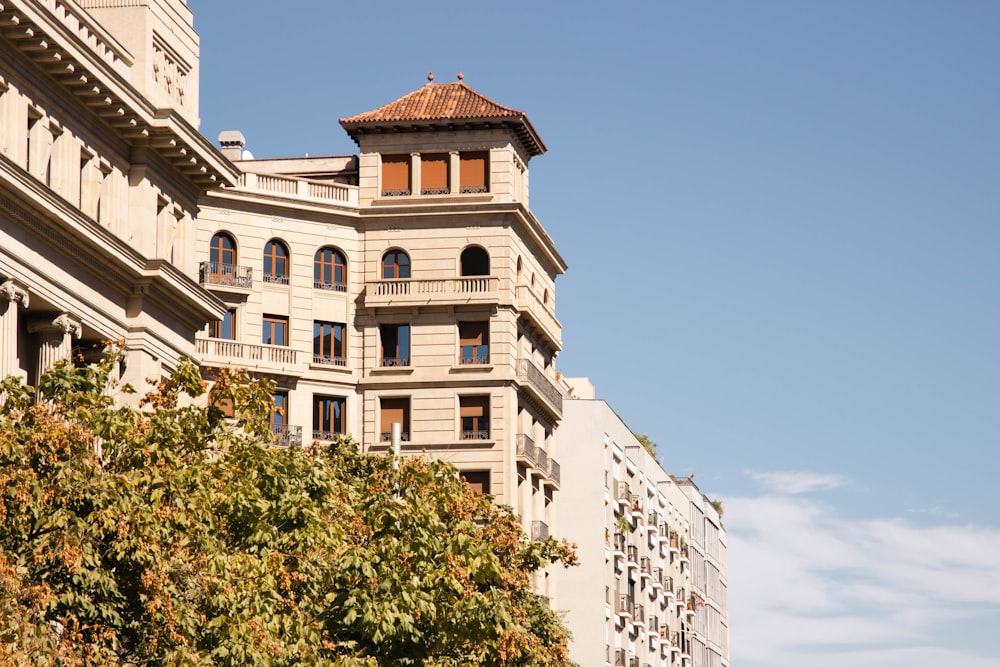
left=459, top=246, right=489, bottom=276
left=314, top=246, right=347, bottom=291
left=210, top=232, right=236, bottom=266
left=382, top=250, right=410, bottom=280
left=206, top=232, right=241, bottom=286
left=263, top=239, right=289, bottom=284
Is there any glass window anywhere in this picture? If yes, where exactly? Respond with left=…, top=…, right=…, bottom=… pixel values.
left=211, top=308, right=236, bottom=339
left=263, top=315, right=288, bottom=346
left=263, top=240, right=289, bottom=284
left=382, top=250, right=410, bottom=280
left=313, top=321, right=346, bottom=365
left=380, top=397, right=410, bottom=442
left=460, top=396, right=489, bottom=440
left=379, top=324, right=410, bottom=366
left=313, top=395, right=345, bottom=440
left=314, top=247, right=347, bottom=291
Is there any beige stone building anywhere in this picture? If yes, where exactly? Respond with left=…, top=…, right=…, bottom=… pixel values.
left=0, top=0, right=235, bottom=393
left=555, top=382, right=730, bottom=667
left=194, top=76, right=568, bottom=596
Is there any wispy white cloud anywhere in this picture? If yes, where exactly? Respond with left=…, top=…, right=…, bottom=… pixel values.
left=724, top=474, right=1000, bottom=667
left=746, top=469, right=848, bottom=494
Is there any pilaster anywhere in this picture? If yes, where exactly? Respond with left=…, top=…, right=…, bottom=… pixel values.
left=0, top=280, right=29, bottom=380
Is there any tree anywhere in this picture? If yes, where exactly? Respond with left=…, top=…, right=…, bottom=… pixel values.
left=0, top=357, right=576, bottom=666
left=633, top=433, right=657, bottom=460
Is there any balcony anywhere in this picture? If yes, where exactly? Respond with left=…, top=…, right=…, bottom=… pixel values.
left=236, top=172, right=359, bottom=207
left=626, top=545, right=639, bottom=568
left=199, top=261, right=252, bottom=291
left=639, top=557, right=652, bottom=578
left=617, top=595, right=634, bottom=619
left=462, top=429, right=491, bottom=441
left=531, top=520, right=549, bottom=542
left=614, top=649, right=627, bottom=667
left=614, top=481, right=631, bottom=509
left=516, top=358, right=563, bottom=417
left=651, top=567, right=664, bottom=589
left=633, top=604, right=645, bottom=627
left=516, top=434, right=537, bottom=466
left=515, top=285, right=562, bottom=350
left=546, top=457, right=561, bottom=486
left=271, top=424, right=302, bottom=447
left=648, top=510, right=660, bottom=530
left=536, top=447, right=549, bottom=479
left=312, top=429, right=342, bottom=442
left=380, top=431, right=410, bottom=442
left=197, top=337, right=300, bottom=373
left=364, top=276, right=499, bottom=308
left=613, top=532, right=627, bottom=555
left=312, top=354, right=347, bottom=367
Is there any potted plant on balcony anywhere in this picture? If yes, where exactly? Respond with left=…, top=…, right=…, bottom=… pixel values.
left=669, top=528, right=678, bottom=549
left=617, top=514, right=632, bottom=535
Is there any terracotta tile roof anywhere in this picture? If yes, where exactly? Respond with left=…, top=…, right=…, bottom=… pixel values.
left=340, top=77, right=546, bottom=157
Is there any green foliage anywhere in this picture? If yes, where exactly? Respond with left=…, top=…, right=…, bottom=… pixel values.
left=708, top=498, right=724, bottom=518
left=0, top=360, right=576, bottom=666
left=633, top=433, right=657, bottom=460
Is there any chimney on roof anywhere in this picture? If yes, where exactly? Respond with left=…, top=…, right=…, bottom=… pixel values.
left=218, top=130, right=246, bottom=161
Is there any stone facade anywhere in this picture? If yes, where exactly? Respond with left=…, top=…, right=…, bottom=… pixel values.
left=0, top=0, right=236, bottom=395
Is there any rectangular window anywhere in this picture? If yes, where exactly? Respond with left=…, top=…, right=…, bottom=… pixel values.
left=313, top=395, right=345, bottom=440
left=379, top=323, right=410, bottom=366
left=459, top=151, right=488, bottom=193
left=313, top=320, right=345, bottom=365
left=263, top=315, right=288, bottom=346
left=380, top=397, right=410, bottom=442
left=211, top=309, right=236, bottom=339
left=271, top=391, right=288, bottom=430
left=421, top=153, right=449, bottom=194
left=459, top=321, right=489, bottom=364
left=381, top=155, right=411, bottom=196
left=460, top=470, right=491, bottom=495
left=460, top=395, right=489, bottom=440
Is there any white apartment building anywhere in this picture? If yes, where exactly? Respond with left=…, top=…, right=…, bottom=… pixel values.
left=0, top=0, right=235, bottom=393
left=555, top=383, right=729, bottom=667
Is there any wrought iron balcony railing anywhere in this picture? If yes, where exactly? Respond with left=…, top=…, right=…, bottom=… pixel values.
left=271, top=424, right=302, bottom=447
left=199, top=261, right=252, bottom=288
left=531, top=520, right=549, bottom=542
left=516, top=358, right=563, bottom=415
left=313, top=354, right=346, bottom=366
left=380, top=431, right=410, bottom=442
left=516, top=434, right=537, bottom=466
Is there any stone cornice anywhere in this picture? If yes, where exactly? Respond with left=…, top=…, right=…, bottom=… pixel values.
left=1, top=0, right=238, bottom=191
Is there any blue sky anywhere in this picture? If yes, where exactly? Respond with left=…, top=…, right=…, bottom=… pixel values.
left=190, top=2, right=1000, bottom=664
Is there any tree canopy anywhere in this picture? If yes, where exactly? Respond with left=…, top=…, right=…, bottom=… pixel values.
left=0, top=356, right=575, bottom=666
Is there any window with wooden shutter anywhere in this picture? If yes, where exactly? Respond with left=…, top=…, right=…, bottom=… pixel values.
left=460, top=395, right=489, bottom=439
left=459, top=321, right=488, bottom=364
left=459, top=151, right=488, bottom=193
left=381, top=155, right=411, bottom=196
left=460, top=470, right=491, bottom=495
left=421, top=153, right=449, bottom=194
left=380, top=397, right=410, bottom=441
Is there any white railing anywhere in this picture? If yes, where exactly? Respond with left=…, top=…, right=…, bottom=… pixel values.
left=197, top=338, right=298, bottom=366
left=369, top=277, right=498, bottom=298
left=237, top=172, right=358, bottom=206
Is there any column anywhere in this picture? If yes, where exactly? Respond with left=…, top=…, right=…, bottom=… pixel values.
left=29, top=313, right=81, bottom=377
left=0, top=280, right=29, bottom=380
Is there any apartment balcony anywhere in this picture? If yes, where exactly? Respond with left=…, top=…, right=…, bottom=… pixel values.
left=647, top=510, right=660, bottom=531
left=363, top=276, right=499, bottom=308
left=531, top=520, right=549, bottom=542
left=633, top=604, right=646, bottom=627
left=613, top=532, right=627, bottom=557
left=236, top=172, right=359, bottom=207
left=312, top=429, right=342, bottom=442
left=196, top=337, right=300, bottom=374
left=516, top=358, right=563, bottom=418
left=516, top=434, right=537, bottom=467
left=663, top=575, right=674, bottom=596
left=614, top=649, right=627, bottom=667
left=649, top=615, right=660, bottom=635
left=616, top=595, right=634, bottom=620
left=626, top=545, right=639, bottom=569
left=628, top=657, right=639, bottom=667
left=536, top=447, right=549, bottom=479
left=639, top=557, right=652, bottom=579
left=614, top=481, right=631, bottom=510
left=271, top=424, right=302, bottom=447
left=546, top=457, right=561, bottom=487
left=312, top=354, right=347, bottom=367
left=199, top=261, right=253, bottom=292
left=651, top=567, right=664, bottom=590
left=514, top=285, right=562, bottom=350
